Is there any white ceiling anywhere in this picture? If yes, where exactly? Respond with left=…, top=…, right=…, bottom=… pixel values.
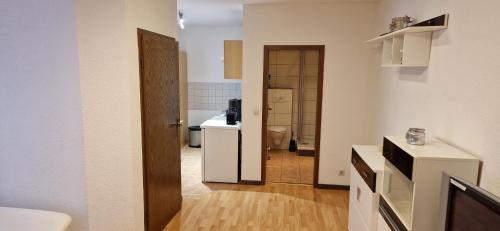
left=178, top=0, right=244, bottom=27
left=178, top=0, right=378, bottom=27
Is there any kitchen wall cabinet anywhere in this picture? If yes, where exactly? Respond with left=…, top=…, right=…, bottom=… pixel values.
left=224, top=40, right=242, bottom=79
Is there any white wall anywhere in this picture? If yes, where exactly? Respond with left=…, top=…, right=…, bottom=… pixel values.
left=180, top=26, right=243, bottom=83
left=242, top=3, right=376, bottom=184
left=0, top=1, right=88, bottom=230
left=372, top=0, right=500, bottom=196
left=76, top=0, right=178, bottom=230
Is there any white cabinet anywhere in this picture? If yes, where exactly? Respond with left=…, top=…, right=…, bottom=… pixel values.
left=349, top=166, right=374, bottom=231
left=348, top=199, right=369, bottom=231
left=348, top=146, right=384, bottom=231
left=366, top=14, right=449, bottom=67
left=380, top=32, right=432, bottom=67
left=379, top=136, right=481, bottom=231
left=201, top=116, right=240, bottom=183
left=376, top=212, right=391, bottom=231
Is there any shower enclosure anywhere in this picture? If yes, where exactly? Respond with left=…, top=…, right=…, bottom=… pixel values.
left=296, top=50, right=319, bottom=155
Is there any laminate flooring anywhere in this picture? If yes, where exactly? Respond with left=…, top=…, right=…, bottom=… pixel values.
left=164, top=147, right=349, bottom=231
left=266, top=149, right=314, bottom=185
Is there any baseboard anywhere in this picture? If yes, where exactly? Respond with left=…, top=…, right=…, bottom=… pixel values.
left=315, top=184, right=350, bottom=190
left=239, top=180, right=263, bottom=185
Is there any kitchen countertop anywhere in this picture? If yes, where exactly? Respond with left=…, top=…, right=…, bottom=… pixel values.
left=200, top=114, right=241, bottom=130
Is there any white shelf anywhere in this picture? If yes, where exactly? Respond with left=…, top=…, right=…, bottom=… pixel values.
left=366, top=14, right=449, bottom=67
left=365, top=26, right=447, bottom=43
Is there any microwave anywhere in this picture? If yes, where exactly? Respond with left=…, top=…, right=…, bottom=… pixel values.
left=378, top=136, right=480, bottom=231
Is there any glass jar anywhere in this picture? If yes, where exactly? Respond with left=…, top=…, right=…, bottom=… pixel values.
left=405, top=128, right=425, bottom=145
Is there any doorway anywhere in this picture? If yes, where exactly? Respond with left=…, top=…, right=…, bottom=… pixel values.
left=261, top=45, right=325, bottom=186
left=138, top=29, right=182, bottom=231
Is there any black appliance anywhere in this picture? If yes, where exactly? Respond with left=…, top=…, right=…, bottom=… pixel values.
left=228, top=99, right=241, bottom=122
left=226, top=110, right=237, bottom=125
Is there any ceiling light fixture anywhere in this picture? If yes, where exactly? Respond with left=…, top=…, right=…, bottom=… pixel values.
left=178, top=11, right=185, bottom=29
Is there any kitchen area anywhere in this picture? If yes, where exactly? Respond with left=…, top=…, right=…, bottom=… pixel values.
left=179, top=25, right=244, bottom=192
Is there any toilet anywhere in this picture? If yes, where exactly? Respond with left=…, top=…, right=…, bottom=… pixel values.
left=267, top=126, right=287, bottom=148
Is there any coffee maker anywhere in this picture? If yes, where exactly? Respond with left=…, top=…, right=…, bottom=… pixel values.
left=227, top=99, right=241, bottom=125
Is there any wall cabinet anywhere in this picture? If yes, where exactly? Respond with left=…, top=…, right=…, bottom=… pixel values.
left=366, top=14, right=448, bottom=67
left=224, top=40, right=242, bottom=79
left=380, top=32, right=432, bottom=67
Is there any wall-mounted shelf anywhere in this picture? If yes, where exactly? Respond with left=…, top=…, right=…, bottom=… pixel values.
left=366, top=14, right=449, bottom=67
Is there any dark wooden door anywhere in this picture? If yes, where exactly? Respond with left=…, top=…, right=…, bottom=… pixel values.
left=138, top=29, right=182, bottom=231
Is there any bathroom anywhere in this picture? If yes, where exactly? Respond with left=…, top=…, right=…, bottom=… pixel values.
left=264, top=46, right=323, bottom=185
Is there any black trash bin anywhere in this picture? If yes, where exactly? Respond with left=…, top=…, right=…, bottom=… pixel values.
left=188, top=126, right=202, bottom=148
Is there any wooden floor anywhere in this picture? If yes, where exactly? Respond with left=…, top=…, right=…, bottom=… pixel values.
left=266, top=149, right=314, bottom=184
left=164, top=147, right=349, bottom=231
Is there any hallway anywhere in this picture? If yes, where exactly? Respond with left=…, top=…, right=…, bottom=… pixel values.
left=164, top=147, right=349, bottom=230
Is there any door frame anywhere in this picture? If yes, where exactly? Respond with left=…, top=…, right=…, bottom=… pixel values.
left=261, top=45, right=325, bottom=187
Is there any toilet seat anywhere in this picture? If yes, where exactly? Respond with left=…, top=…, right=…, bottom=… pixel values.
left=268, top=126, right=287, bottom=133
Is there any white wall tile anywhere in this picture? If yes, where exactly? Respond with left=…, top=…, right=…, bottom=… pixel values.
left=275, top=114, right=292, bottom=126
left=276, top=65, right=300, bottom=76
left=304, top=89, right=317, bottom=101
left=267, top=113, right=275, bottom=125
left=188, top=82, right=241, bottom=111
left=277, top=50, right=300, bottom=65
left=305, top=50, right=319, bottom=65
left=303, top=112, right=316, bottom=125
left=304, top=64, right=318, bottom=76
left=269, top=51, right=278, bottom=65
left=273, top=102, right=292, bottom=114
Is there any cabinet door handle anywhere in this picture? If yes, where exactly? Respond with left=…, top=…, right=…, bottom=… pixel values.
left=356, top=187, right=361, bottom=201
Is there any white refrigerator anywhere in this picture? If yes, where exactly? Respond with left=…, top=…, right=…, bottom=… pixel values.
left=201, top=117, right=240, bottom=183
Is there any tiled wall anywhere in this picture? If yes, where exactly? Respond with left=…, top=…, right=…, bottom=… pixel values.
left=188, top=82, right=241, bottom=111
left=267, top=89, right=293, bottom=149
left=268, top=50, right=319, bottom=145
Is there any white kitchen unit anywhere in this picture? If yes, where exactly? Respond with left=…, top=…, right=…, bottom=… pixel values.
left=349, top=145, right=385, bottom=231
left=378, top=136, right=480, bottom=231
left=201, top=115, right=241, bottom=183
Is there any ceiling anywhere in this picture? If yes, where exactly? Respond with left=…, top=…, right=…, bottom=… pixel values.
left=178, top=0, right=244, bottom=27
left=178, top=0, right=378, bottom=27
